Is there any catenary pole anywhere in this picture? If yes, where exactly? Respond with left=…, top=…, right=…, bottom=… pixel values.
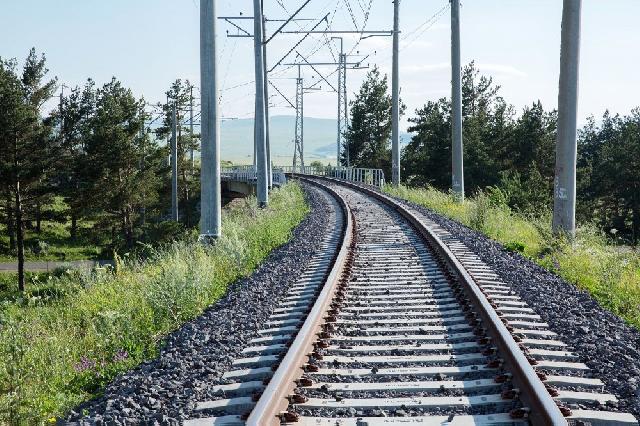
left=391, top=0, right=401, bottom=186
left=335, top=37, right=343, bottom=166
left=140, top=105, right=146, bottom=226
left=342, top=52, right=348, bottom=167
left=200, top=0, right=222, bottom=238
left=293, top=65, right=306, bottom=172
left=262, top=1, right=272, bottom=188
left=300, top=69, right=305, bottom=171
left=552, top=0, right=582, bottom=237
left=253, top=0, right=269, bottom=207
left=450, top=0, right=464, bottom=201
left=171, top=102, right=179, bottom=221
left=189, top=85, right=195, bottom=174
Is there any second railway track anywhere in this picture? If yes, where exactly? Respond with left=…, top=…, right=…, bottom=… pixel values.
left=186, top=177, right=638, bottom=426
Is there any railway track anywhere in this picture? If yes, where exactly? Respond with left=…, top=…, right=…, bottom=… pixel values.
left=186, top=177, right=638, bottom=426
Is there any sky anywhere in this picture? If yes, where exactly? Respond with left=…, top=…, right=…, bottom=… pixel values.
left=1, top=0, right=639, bottom=132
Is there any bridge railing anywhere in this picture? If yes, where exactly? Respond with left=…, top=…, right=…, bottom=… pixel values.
left=221, top=165, right=287, bottom=186
left=279, top=166, right=386, bottom=188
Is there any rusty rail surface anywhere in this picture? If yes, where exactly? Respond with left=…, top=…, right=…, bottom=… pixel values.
left=246, top=179, right=355, bottom=426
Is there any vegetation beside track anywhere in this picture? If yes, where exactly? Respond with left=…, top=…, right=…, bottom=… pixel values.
left=385, top=185, right=640, bottom=330
left=0, top=182, right=308, bottom=423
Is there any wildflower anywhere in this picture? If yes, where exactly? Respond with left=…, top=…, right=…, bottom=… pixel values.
left=113, top=349, right=129, bottom=362
left=73, top=356, right=96, bottom=372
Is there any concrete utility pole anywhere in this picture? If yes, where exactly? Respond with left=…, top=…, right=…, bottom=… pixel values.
left=391, top=0, right=401, bottom=186
left=450, top=0, right=464, bottom=201
left=189, top=85, right=195, bottom=174
left=553, top=0, right=582, bottom=237
left=341, top=52, right=349, bottom=167
left=253, top=0, right=269, bottom=207
left=171, top=102, right=179, bottom=221
left=59, top=90, right=64, bottom=142
left=200, top=0, right=221, bottom=238
left=334, top=37, right=344, bottom=165
left=262, top=1, right=273, bottom=188
left=140, top=106, right=147, bottom=226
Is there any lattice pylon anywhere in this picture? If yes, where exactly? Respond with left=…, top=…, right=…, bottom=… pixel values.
left=293, top=76, right=304, bottom=172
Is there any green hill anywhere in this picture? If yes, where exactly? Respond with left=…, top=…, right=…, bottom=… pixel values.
left=220, top=115, right=411, bottom=166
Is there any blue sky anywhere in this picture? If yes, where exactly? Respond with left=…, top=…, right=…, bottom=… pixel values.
left=2, top=0, right=639, bottom=131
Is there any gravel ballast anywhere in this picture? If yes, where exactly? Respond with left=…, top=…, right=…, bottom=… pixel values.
left=67, top=182, right=336, bottom=425
left=388, top=193, right=640, bottom=418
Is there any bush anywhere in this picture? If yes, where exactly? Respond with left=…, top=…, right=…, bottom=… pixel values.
left=504, top=241, right=526, bottom=253
left=0, top=182, right=309, bottom=423
left=31, top=240, right=49, bottom=256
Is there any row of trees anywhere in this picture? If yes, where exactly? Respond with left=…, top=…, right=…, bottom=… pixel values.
left=0, top=50, right=201, bottom=290
left=342, top=62, right=640, bottom=244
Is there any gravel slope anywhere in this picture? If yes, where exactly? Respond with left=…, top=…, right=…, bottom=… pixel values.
left=388, top=193, right=640, bottom=419
left=67, top=183, right=334, bottom=425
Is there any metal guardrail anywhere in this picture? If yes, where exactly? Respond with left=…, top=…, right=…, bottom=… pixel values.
left=221, top=166, right=287, bottom=186
left=221, top=165, right=385, bottom=188
left=280, top=165, right=385, bottom=188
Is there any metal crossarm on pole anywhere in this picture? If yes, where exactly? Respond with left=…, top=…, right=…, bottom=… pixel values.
left=264, top=0, right=313, bottom=44
left=222, top=18, right=252, bottom=36
left=268, top=81, right=296, bottom=109
left=296, top=53, right=338, bottom=92
left=269, top=13, right=330, bottom=73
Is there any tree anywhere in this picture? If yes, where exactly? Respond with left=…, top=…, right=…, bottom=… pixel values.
left=342, top=67, right=401, bottom=176
left=56, top=80, right=97, bottom=239
left=498, top=101, right=557, bottom=212
left=156, top=79, right=200, bottom=227
left=402, top=99, right=451, bottom=188
left=402, top=62, right=513, bottom=192
left=0, top=49, right=58, bottom=291
left=578, top=110, right=640, bottom=243
left=84, top=78, right=164, bottom=249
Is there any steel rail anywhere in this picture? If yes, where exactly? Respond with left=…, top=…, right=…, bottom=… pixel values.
left=248, top=174, right=567, bottom=425
left=311, top=175, right=568, bottom=426
left=246, top=179, right=355, bottom=426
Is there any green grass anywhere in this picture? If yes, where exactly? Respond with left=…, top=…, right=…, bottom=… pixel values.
left=385, top=184, right=640, bottom=329
left=0, top=220, right=102, bottom=262
left=0, top=182, right=309, bottom=423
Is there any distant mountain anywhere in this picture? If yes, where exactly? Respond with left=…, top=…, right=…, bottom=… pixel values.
left=220, top=115, right=412, bottom=166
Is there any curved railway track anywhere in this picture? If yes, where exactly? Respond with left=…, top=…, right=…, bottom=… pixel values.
left=186, top=177, right=638, bottom=426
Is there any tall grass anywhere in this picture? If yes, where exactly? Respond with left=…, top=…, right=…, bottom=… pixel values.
left=385, top=185, right=640, bottom=329
left=0, top=183, right=308, bottom=423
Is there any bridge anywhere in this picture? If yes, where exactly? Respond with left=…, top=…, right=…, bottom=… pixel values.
left=221, top=165, right=386, bottom=196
